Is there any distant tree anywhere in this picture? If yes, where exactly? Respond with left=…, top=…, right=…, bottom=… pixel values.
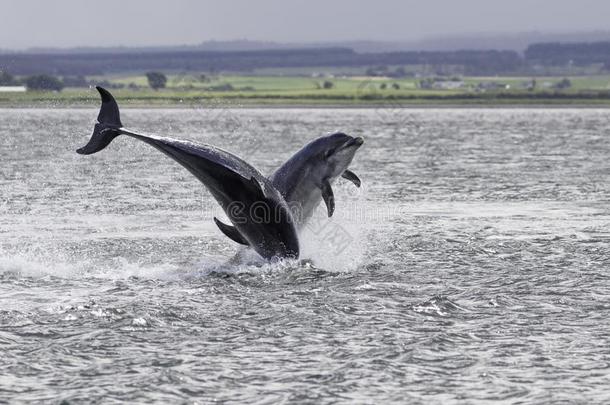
left=0, top=71, right=19, bottom=86
left=379, top=83, right=387, bottom=90
left=25, top=75, right=64, bottom=91
left=146, top=71, right=167, bottom=90
left=365, top=67, right=377, bottom=77
left=322, top=80, right=334, bottom=89
left=419, top=78, right=434, bottom=89
left=389, top=66, right=408, bottom=78
left=526, top=78, right=537, bottom=91
left=555, top=78, right=572, bottom=90
left=392, top=83, right=400, bottom=90
left=365, top=65, right=390, bottom=77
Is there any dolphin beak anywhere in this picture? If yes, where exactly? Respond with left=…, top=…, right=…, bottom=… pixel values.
left=345, top=137, right=364, bottom=148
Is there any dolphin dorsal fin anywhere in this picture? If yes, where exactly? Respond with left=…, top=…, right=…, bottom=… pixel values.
left=320, top=180, right=335, bottom=217
left=214, top=217, right=249, bottom=246
left=341, top=170, right=361, bottom=188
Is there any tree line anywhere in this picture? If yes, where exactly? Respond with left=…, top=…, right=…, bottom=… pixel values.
left=525, top=41, right=610, bottom=66
left=0, top=70, right=169, bottom=91
left=0, top=48, right=522, bottom=76
left=3, top=42, right=609, bottom=79
left=0, top=71, right=65, bottom=91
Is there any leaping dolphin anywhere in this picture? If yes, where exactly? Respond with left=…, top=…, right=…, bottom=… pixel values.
left=270, top=132, right=364, bottom=227
left=214, top=132, right=364, bottom=246
left=77, top=87, right=299, bottom=260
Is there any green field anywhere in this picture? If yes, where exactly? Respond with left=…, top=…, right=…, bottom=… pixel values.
left=3, top=74, right=610, bottom=107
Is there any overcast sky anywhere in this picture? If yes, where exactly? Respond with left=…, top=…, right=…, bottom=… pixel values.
left=2, top=0, right=609, bottom=49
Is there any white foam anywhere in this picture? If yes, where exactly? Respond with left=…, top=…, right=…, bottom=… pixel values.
left=0, top=248, right=306, bottom=281
left=0, top=250, right=185, bottom=281
left=0, top=253, right=82, bottom=279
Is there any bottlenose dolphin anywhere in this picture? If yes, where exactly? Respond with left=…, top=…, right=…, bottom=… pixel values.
left=215, top=133, right=364, bottom=242
left=270, top=133, right=364, bottom=227
left=77, top=87, right=299, bottom=260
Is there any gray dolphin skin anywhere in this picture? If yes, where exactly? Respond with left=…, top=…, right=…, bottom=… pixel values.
left=77, top=87, right=299, bottom=260
left=269, top=133, right=364, bottom=228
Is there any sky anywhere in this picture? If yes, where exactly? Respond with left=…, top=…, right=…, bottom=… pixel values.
left=2, top=0, right=610, bottom=49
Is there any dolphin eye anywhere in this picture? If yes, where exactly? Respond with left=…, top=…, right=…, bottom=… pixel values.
left=325, top=149, right=335, bottom=158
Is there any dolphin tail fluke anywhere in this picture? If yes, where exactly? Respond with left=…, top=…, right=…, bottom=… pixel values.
left=76, top=86, right=123, bottom=155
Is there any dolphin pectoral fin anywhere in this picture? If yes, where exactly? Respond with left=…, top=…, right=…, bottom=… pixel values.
left=341, top=170, right=361, bottom=188
left=320, top=180, right=335, bottom=217
left=214, top=217, right=249, bottom=246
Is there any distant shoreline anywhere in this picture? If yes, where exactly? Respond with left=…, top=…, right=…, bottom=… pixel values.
left=2, top=101, right=610, bottom=109
left=3, top=73, right=610, bottom=109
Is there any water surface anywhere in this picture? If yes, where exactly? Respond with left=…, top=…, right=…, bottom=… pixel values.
left=0, top=108, right=609, bottom=403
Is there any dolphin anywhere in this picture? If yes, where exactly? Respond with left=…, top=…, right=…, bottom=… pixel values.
left=77, top=87, right=299, bottom=260
left=269, top=132, right=364, bottom=227
left=215, top=133, right=364, bottom=242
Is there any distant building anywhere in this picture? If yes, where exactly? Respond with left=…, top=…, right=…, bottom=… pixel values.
left=521, top=79, right=537, bottom=91
left=432, top=80, right=465, bottom=90
left=420, top=78, right=465, bottom=90
left=477, top=82, right=510, bottom=91
left=0, top=86, right=26, bottom=92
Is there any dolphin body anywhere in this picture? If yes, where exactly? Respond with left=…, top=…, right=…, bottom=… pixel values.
left=77, top=87, right=299, bottom=260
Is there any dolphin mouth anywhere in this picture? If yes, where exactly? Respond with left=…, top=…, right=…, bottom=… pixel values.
left=343, top=136, right=364, bottom=149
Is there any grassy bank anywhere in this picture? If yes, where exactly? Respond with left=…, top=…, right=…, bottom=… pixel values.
left=2, top=74, right=610, bottom=107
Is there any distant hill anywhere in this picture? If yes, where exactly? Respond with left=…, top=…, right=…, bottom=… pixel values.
left=5, top=31, right=610, bottom=55
left=0, top=48, right=521, bottom=76
left=3, top=33, right=610, bottom=77
left=525, top=41, right=610, bottom=65
left=17, top=40, right=304, bottom=55
left=396, top=31, right=610, bottom=53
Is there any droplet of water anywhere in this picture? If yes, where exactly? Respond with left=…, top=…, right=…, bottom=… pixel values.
left=132, top=317, right=147, bottom=326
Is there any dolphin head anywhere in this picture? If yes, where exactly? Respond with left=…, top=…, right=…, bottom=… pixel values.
left=305, top=132, right=364, bottom=180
